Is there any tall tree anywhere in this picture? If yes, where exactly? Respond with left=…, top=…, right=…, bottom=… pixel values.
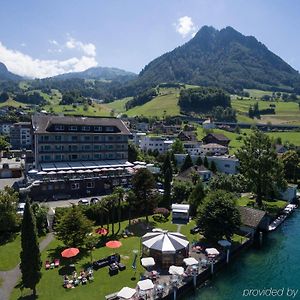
left=132, top=168, right=156, bottom=222
left=281, top=150, right=300, bottom=183
left=180, top=154, right=193, bottom=172
left=171, top=139, right=185, bottom=154
left=172, top=180, right=193, bottom=204
left=188, top=182, right=206, bottom=216
left=0, top=187, right=19, bottom=239
left=55, top=205, right=93, bottom=247
left=210, top=161, right=217, bottom=173
left=203, top=156, right=209, bottom=168
left=195, top=156, right=203, bottom=166
left=197, top=190, right=241, bottom=241
left=236, top=130, right=286, bottom=206
left=113, top=187, right=125, bottom=233
left=162, top=153, right=173, bottom=206
left=20, top=201, right=42, bottom=297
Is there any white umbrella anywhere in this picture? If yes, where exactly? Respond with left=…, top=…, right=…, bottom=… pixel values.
left=205, top=248, right=220, bottom=257
left=183, top=257, right=198, bottom=266
left=57, top=170, right=66, bottom=174
left=137, top=279, right=154, bottom=291
left=48, top=171, right=56, bottom=175
left=117, top=287, right=137, bottom=299
left=66, top=170, right=75, bottom=174
left=141, top=257, right=155, bottom=268
left=93, top=168, right=101, bottom=172
left=168, top=265, right=184, bottom=276
left=76, top=170, right=85, bottom=174
left=28, top=169, right=38, bottom=174
left=37, top=171, right=47, bottom=175
left=101, top=168, right=110, bottom=172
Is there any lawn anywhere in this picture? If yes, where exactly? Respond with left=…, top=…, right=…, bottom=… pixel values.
left=105, top=97, right=132, bottom=114
left=0, top=234, right=21, bottom=271
left=0, top=99, right=27, bottom=108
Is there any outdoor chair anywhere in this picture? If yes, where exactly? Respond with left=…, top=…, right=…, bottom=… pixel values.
left=45, top=260, right=50, bottom=270
left=117, top=262, right=126, bottom=271
left=54, top=258, right=60, bottom=267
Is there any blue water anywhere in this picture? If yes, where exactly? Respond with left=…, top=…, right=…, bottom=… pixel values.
left=184, top=210, right=300, bottom=300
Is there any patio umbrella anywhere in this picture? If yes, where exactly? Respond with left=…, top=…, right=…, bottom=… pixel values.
left=183, top=257, right=198, bottom=266
left=76, top=170, right=85, bottom=174
left=48, top=171, right=57, bottom=175
left=117, top=287, right=137, bottom=299
left=57, top=170, right=66, bottom=174
left=28, top=169, right=38, bottom=174
left=137, top=279, right=154, bottom=291
left=61, top=247, right=80, bottom=258
left=168, top=265, right=184, bottom=276
left=205, top=248, right=220, bottom=257
left=37, top=171, right=47, bottom=175
left=93, top=168, right=101, bottom=172
left=95, top=227, right=108, bottom=235
left=106, top=240, right=122, bottom=249
left=218, top=240, right=232, bottom=248
left=141, top=257, right=155, bottom=268
left=66, top=170, right=75, bottom=174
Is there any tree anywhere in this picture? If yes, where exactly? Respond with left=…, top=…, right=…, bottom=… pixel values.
left=55, top=205, right=93, bottom=247
left=31, top=203, right=48, bottom=236
left=197, top=190, right=241, bottom=241
left=85, top=234, right=99, bottom=262
left=102, top=194, right=118, bottom=235
left=203, top=156, right=209, bottom=168
left=236, top=130, right=286, bottom=206
left=20, top=201, right=42, bottom=297
left=188, top=182, right=205, bottom=216
left=128, top=142, right=139, bottom=163
left=210, top=161, right=217, bottom=173
left=153, top=207, right=170, bottom=220
left=113, top=187, right=125, bottom=233
left=195, top=156, right=203, bottom=166
left=132, top=168, right=157, bottom=222
left=162, top=153, right=173, bottom=206
left=180, top=154, right=193, bottom=172
left=0, top=187, right=19, bottom=240
left=0, top=92, right=9, bottom=102
left=172, top=180, right=193, bottom=204
left=281, top=150, right=300, bottom=183
left=171, top=139, right=185, bottom=154
left=0, top=135, right=10, bottom=151
left=210, top=173, right=248, bottom=193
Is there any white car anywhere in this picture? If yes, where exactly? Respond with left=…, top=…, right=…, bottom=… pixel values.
left=17, top=203, right=26, bottom=215
left=78, top=199, right=89, bottom=206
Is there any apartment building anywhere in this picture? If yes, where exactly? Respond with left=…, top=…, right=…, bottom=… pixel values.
left=10, top=122, right=33, bottom=150
left=140, top=136, right=174, bottom=154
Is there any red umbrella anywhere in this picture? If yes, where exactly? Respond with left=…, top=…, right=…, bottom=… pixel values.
left=95, top=227, right=108, bottom=235
left=106, top=240, right=122, bottom=249
left=61, top=248, right=80, bottom=258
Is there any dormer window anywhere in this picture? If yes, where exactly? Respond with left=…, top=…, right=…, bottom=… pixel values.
left=55, top=125, right=64, bottom=131
left=105, top=126, right=114, bottom=132
left=82, top=126, right=90, bottom=131
left=69, top=126, right=78, bottom=131
left=94, top=126, right=102, bottom=132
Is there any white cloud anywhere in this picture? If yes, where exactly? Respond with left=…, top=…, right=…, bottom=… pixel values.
left=65, top=37, right=96, bottom=57
left=49, top=39, right=58, bottom=46
left=174, top=16, right=197, bottom=38
left=20, top=43, right=26, bottom=47
left=0, top=41, right=98, bottom=78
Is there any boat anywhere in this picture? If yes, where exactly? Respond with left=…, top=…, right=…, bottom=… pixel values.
left=268, top=204, right=297, bottom=231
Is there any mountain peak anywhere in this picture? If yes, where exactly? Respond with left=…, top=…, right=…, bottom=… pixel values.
left=0, top=62, right=22, bottom=81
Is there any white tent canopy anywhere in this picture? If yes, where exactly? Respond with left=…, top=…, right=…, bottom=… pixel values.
left=142, top=230, right=189, bottom=253
left=183, top=257, right=198, bottom=266
left=205, top=248, right=220, bottom=257
left=117, top=287, right=137, bottom=299
left=137, top=279, right=154, bottom=291
left=141, top=257, right=155, bottom=268
left=169, top=265, right=185, bottom=276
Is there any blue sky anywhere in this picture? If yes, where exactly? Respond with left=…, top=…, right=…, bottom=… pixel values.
left=0, top=0, right=299, bottom=78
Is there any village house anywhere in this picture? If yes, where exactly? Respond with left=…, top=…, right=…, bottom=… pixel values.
left=202, top=133, right=230, bottom=147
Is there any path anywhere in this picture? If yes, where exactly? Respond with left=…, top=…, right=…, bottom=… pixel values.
left=176, top=224, right=182, bottom=233
left=0, top=233, right=54, bottom=300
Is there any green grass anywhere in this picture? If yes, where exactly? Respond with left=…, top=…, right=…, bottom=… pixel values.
left=105, top=97, right=132, bottom=114
left=0, top=234, right=21, bottom=271
left=243, top=89, right=274, bottom=98
left=0, top=99, right=27, bottom=108
left=126, top=93, right=181, bottom=117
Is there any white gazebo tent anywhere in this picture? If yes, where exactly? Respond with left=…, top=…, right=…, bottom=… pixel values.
left=168, top=265, right=184, bottom=276
left=141, top=257, right=155, bottom=268
left=117, top=287, right=137, bottom=299
left=205, top=248, right=220, bottom=258
left=141, top=229, right=189, bottom=268
left=137, top=279, right=154, bottom=291
left=183, top=257, right=198, bottom=266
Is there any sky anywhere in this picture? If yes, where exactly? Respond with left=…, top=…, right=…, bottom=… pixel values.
left=0, top=0, right=299, bottom=78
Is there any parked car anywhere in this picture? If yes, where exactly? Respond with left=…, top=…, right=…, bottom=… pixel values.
left=78, top=199, right=89, bottom=206
left=90, top=197, right=99, bottom=205
left=17, top=203, right=26, bottom=215
left=190, top=226, right=201, bottom=234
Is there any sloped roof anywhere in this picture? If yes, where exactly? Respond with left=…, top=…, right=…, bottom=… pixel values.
left=238, top=206, right=266, bottom=229
left=203, top=133, right=230, bottom=142
left=176, top=165, right=211, bottom=181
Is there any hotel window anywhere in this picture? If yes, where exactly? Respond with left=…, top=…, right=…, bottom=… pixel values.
left=87, top=182, right=95, bottom=189
left=105, top=126, right=114, bottom=132
left=94, top=145, right=100, bottom=150
left=94, top=126, right=102, bottom=132
left=55, top=154, right=63, bottom=161
left=55, top=135, right=61, bottom=141
left=84, top=136, right=91, bottom=141
left=82, top=126, right=90, bottom=131
left=94, top=153, right=101, bottom=159
left=84, top=145, right=91, bottom=150
left=71, top=183, right=80, bottom=190
left=55, top=125, right=64, bottom=131
left=69, top=126, right=78, bottom=131
left=108, top=136, right=114, bottom=141
left=71, top=136, right=78, bottom=141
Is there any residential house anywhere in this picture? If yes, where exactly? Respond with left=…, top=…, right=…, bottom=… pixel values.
left=176, top=165, right=212, bottom=182
left=140, top=136, right=174, bottom=154
left=202, top=119, right=216, bottom=129
left=202, top=133, right=230, bottom=147
left=178, top=131, right=197, bottom=142
left=200, top=143, right=228, bottom=156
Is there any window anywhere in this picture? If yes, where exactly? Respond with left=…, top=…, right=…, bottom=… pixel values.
left=87, top=182, right=95, bottom=188
left=71, top=183, right=80, bottom=190
left=71, top=136, right=77, bottom=141
left=71, top=154, right=78, bottom=160
left=84, top=136, right=91, bottom=141
left=108, top=136, right=114, bottom=141
left=55, top=136, right=61, bottom=141
left=69, top=126, right=77, bottom=131
left=82, top=126, right=90, bottom=131
left=55, top=154, right=63, bottom=161
left=105, top=126, right=114, bottom=132
left=55, top=125, right=64, bottom=131
left=94, top=126, right=102, bottom=132
left=224, top=164, right=230, bottom=168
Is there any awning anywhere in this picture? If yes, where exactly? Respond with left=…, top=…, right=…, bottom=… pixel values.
left=169, top=265, right=184, bottom=276
left=137, top=279, right=154, bottom=291
left=117, top=287, right=136, bottom=299
left=141, top=257, right=155, bottom=268
left=183, top=257, right=198, bottom=266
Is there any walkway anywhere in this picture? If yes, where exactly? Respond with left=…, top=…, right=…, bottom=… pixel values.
left=0, top=233, right=54, bottom=300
